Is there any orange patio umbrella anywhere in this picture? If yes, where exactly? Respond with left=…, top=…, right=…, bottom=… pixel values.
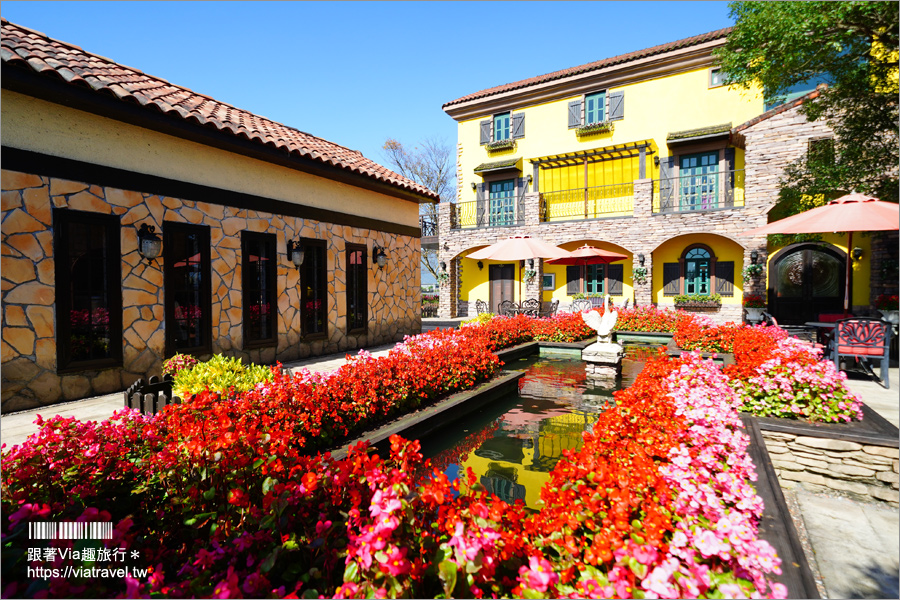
left=545, top=244, right=628, bottom=266
left=468, top=236, right=569, bottom=301
left=739, top=192, right=900, bottom=314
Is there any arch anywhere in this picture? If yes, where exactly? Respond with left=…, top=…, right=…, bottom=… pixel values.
left=768, top=242, right=847, bottom=325
left=652, top=233, right=745, bottom=304
left=648, top=231, right=748, bottom=254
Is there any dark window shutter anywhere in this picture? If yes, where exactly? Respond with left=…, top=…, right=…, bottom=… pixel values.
left=568, top=100, right=583, bottom=129
left=724, top=148, right=736, bottom=207
left=658, top=156, right=676, bottom=213
left=607, top=263, right=624, bottom=295
left=715, top=261, right=735, bottom=297
left=608, top=90, right=625, bottom=121
left=663, top=263, right=680, bottom=296
left=566, top=266, right=582, bottom=295
left=476, top=183, right=487, bottom=226
left=512, top=112, right=525, bottom=139
left=480, top=119, right=492, bottom=144
left=724, top=147, right=735, bottom=172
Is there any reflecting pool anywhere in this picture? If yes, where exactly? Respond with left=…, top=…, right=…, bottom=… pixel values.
left=419, top=346, right=659, bottom=509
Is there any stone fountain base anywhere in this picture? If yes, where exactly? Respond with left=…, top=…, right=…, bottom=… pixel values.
left=583, top=341, right=624, bottom=384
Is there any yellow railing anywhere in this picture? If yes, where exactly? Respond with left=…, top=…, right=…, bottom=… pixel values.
left=540, top=182, right=634, bottom=222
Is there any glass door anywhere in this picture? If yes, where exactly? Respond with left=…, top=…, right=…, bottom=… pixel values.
left=489, top=180, right=515, bottom=226
left=679, top=152, right=719, bottom=210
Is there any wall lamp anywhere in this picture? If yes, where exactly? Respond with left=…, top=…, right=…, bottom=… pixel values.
left=638, top=253, right=645, bottom=266
left=373, top=245, right=388, bottom=269
left=477, top=260, right=484, bottom=271
left=654, top=155, right=660, bottom=167
left=440, top=261, right=447, bottom=272
left=750, top=250, right=759, bottom=264
left=287, top=240, right=305, bottom=267
left=852, top=247, right=863, bottom=261
left=471, top=182, right=477, bottom=190
left=136, top=223, right=161, bottom=263
left=527, top=258, right=535, bottom=270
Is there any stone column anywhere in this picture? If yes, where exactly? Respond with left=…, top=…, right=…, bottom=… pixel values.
left=437, top=204, right=454, bottom=318
left=525, top=258, right=544, bottom=304
left=633, top=251, right=653, bottom=307
left=743, top=238, right=768, bottom=297
left=633, top=178, right=653, bottom=219
left=523, top=192, right=542, bottom=226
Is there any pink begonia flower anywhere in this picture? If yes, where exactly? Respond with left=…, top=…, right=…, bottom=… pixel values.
left=518, top=555, right=558, bottom=592
left=369, top=488, right=402, bottom=518
left=718, top=582, right=749, bottom=598
left=377, top=545, right=411, bottom=577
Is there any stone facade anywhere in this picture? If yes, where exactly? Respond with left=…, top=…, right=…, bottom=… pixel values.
left=438, top=183, right=766, bottom=325
left=1, top=170, right=421, bottom=412
left=763, top=431, right=900, bottom=507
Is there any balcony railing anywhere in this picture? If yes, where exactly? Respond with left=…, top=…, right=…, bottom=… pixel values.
left=451, top=195, right=525, bottom=229
left=652, top=169, right=745, bottom=214
left=420, top=216, right=437, bottom=237
left=540, top=182, right=634, bottom=222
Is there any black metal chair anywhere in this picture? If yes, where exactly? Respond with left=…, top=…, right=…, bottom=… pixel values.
left=540, top=298, right=560, bottom=318
left=475, top=299, right=489, bottom=315
left=520, top=298, right=542, bottom=317
left=832, top=317, right=892, bottom=388
left=498, top=300, right=517, bottom=317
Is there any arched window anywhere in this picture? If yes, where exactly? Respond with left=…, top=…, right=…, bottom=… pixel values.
left=684, top=247, right=711, bottom=295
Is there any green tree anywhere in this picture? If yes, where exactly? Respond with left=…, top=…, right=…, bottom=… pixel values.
left=382, top=137, right=454, bottom=281
left=716, top=1, right=899, bottom=216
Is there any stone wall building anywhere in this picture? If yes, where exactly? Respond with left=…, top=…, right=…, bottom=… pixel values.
left=1, top=19, right=437, bottom=412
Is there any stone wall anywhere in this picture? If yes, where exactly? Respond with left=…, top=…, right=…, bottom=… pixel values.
left=763, top=431, right=900, bottom=507
left=1, top=169, right=421, bottom=412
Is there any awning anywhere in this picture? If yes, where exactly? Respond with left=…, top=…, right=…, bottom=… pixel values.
left=530, top=140, right=656, bottom=170
left=474, top=157, right=522, bottom=174
left=666, top=123, right=732, bottom=146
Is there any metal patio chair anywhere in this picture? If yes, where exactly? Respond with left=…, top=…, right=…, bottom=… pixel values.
left=831, top=317, right=892, bottom=388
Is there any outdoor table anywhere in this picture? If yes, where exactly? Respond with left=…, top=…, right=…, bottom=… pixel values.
left=804, top=321, right=838, bottom=352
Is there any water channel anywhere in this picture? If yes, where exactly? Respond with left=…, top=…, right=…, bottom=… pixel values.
left=419, top=345, right=661, bottom=509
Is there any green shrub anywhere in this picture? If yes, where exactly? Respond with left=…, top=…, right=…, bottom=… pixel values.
left=461, top=312, right=496, bottom=326
left=172, top=354, right=274, bottom=398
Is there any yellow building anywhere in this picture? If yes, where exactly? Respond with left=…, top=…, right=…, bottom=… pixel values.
left=438, top=27, right=780, bottom=324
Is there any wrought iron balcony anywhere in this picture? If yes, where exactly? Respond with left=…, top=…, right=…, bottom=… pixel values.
left=450, top=195, right=526, bottom=230
left=420, top=215, right=438, bottom=249
left=539, top=182, right=634, bottom=222
left=652, top=169, right=745, bottom=214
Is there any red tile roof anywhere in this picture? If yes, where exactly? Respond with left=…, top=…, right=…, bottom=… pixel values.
left=732, top=87, right=824, bottom=133
left=443, top=27, right=732, bottom=109
left=1, top=19, right=438, bottom=202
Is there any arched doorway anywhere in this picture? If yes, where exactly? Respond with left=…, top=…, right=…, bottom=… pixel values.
left=769, top=243, right=846, bottom=325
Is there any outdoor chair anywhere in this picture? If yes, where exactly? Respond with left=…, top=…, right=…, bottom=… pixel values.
left=498, top=300, right=518, bottom=317
left=520, top=298, right=542, bottom=317
left=831, top=317, right=892, bottom=388
left=475, top=299, right=489, bottom=315
left=571, top=299, right=593, bottom=313
left=539, top=298, right=559, bottom=318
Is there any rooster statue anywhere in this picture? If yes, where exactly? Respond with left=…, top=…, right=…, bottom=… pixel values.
left=581, top=295, right=617, bottom=343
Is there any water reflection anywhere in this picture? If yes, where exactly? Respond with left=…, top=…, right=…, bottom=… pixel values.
left=420, top=348, right=654, bottom=509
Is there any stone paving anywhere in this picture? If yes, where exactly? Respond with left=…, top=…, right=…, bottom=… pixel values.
left=0, top=338, right=896, bottom=599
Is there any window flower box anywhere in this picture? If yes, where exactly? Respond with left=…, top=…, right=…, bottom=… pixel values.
left=576, top=121, right=614, bottom=136
left=674, top=293, right=721, bottom=309
left=485, top=139, right=516, bottom=152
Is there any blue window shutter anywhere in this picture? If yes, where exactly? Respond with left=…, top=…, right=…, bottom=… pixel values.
left=568, top=100, right=582, bottom=129
left=609, top=90, right=625, bottom=121
left=607, top=264, right=624, bottom=295
left=512, top=112, right=525, bottom=139
left=480, top=120, right=491, bottom=145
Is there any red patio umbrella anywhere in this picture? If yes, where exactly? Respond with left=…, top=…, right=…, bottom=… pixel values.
left=545, top=244, right=628, bottom=266
left=740, top=192, right=900, bottom=314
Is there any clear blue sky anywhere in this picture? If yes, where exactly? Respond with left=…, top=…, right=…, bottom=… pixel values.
left=2, top=1, right=736, bottom=166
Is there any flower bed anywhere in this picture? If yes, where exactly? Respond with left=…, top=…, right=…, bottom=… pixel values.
left=2, top=341, right=787, bottom=599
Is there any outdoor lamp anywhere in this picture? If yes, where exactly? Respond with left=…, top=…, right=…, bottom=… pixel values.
left=440, top=261, right=447, bottom=272
left=471, top=182, right=477, bottom=190
left=477, top=261, right=484, bottom=271
left=528, top=259, right=535, bottom=270
left=654, top=155, right=660, bottom=167
left=373, top=245, right=388, bottom=268
left=852, top=247, right=863, bottom=261
left=287, top=240, right=305, bottom=267
left=136, top=223, right=161, bottom=263
left=750, top=250, right=759, bottom=264
left=638, top=253, right=645, bottom=266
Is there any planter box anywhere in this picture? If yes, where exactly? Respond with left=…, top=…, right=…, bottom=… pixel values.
left=674, top=302, right=721, bottom=310
left=614, top=330, right=674, bottom=345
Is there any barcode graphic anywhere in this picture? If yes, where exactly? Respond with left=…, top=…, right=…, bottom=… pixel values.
left=28, top=522, right=113, bottom=540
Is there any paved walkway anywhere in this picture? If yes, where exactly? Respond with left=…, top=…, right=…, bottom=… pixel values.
left=0, top=343, right=896, bottom=599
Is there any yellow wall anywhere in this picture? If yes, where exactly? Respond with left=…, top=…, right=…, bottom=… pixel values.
left=652, top=234, right=745, bottom=304
left=766, top=234, right=872, bottom=306
left=2, top=90, right=421, bottom=227
left=461, top=256, right=525, bottom=306
left=456, top=66, right=764, bottom=201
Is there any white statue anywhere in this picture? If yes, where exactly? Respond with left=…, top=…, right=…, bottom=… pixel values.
left=581, top=295, right=618, bottom=343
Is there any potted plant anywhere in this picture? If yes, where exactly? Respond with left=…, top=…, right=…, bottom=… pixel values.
left=486, top=139, right=516, bottom=152
left=742, top=294, right=767, bottom=325
left=436, top=272, right=450, bottom=287
left=673, top=293, right=722, bottom=309
left=523, top=268, right=537, bottom=283
left=741, top=264, right=764, bottom=283
left=576, top=121, right=614, bottom=136
left=875, top=294, right=899, bottom=327
left=633, top=266, right=648, bottom=285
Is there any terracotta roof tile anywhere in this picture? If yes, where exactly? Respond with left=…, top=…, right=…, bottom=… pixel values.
left=1, top=19, right=438, bottom=202
left=444, top=27, right=732, bottom=109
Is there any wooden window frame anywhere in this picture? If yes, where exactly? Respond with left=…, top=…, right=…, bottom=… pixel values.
left=678, top=243, right=717, bottom=296
left=164, top=221, right=212, bottom=357
left=241, top=230, right=278, bottom=349
left=54, top=208, right=123, bottom=373
left=300, top=238, right=328, bottom=340
left=346, top=243, right=368, bottom=335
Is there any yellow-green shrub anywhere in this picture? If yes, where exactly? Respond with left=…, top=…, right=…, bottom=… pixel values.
left=172, top=354, right=274, bottom=398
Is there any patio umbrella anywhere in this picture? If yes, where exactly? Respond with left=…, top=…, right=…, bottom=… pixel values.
left=739, top=192, right=900, bottom=314
left=467, top=236, right=569, bottom=302
left=545, top=244, right=628, bottom=266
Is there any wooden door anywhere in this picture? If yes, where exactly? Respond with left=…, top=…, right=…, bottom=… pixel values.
left=489, top=264, right=515, bottom=313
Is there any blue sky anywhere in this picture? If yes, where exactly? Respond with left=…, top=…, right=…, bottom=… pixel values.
left=2, top=1, right=736, bottom=165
